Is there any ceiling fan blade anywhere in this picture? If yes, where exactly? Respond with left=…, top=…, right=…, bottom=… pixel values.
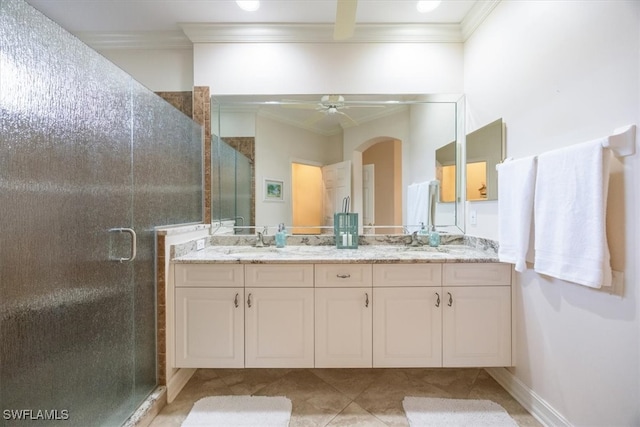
left=334, top=0, right=357, bottom=40
left=303, top=111, right=327, bottom=126
left=280, top=102, right=320, bottom=110
left=337, top=110, right=358, bottom=127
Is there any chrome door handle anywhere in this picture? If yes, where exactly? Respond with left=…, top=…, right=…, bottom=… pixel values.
left=365, top=292, right=369, bottom=308
left=447, top=292, right=453, bottom=307
left=234, top=293, right=239, bottom=308
left=247, top=293, right=252, bottom=308
left=109, top=228, right=137, bottom=262
left=435, top=292, right=440, bottom=307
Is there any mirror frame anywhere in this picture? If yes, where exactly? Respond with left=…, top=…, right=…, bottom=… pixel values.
left=211, top=94, right=466, bottom=235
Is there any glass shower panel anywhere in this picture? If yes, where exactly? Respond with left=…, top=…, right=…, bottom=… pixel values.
left=130, top=84, right=203, bottom=406
left=1, top=0, right=135, bottom=425
left=219, top=140, right=237, bottom=222
left=235, top=151, right=252, bottom=234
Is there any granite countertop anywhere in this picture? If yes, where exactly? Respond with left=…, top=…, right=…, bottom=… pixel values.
left=173, top=243, right=499, bottom=264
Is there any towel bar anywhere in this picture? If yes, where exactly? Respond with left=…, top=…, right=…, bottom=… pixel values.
left=605, top=124, right=636, bottom=157
left=496, top=124, right=636, bottom=171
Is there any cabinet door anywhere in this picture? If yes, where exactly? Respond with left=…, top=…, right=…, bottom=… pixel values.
left=175, top=287, right=244, bottom=368
left=315, top=288, right=372, bottom=367
left=245, top=288, right=314, bottom=368
left=373, top=287, right=442, bottom=367
left=442, top=286, right=511, bottom=367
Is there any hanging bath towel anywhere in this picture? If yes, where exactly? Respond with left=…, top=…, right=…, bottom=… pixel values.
left=533, top=138, right=612, bottom=288
left=497, top=156, right=537, bottom=272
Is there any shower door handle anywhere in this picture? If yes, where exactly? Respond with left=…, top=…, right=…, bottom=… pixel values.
left=109, top=228, right=137, bottom=262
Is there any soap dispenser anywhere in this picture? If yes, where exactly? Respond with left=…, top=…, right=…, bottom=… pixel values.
left=428, top=225, right=441, bottom=247
left=275, top=223, right=287, bottom=248
left=418, top=222, right=428, bottom=236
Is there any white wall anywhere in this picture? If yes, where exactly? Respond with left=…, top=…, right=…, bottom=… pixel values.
left=193, top=42, right=463, bottom=95
left=255, top=115, right=342, bottom=227
left=100, top=48, right=194, bottom=92
left=465, top=2, right=639, bottom=425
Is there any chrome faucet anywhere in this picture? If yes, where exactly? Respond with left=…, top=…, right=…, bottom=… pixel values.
left=255, top=232, right=267, bottom=247
left=406, top=230, right=422, bottom=246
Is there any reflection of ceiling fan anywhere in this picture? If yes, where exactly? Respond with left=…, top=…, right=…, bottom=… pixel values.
left=282, top=95, right=381, bottom=128
left=334, top=0, right=358, bottom=40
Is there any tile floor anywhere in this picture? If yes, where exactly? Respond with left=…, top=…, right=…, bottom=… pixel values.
left=149, top=368, right=543, bottom=427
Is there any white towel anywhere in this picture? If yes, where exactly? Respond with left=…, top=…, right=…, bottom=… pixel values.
left=497, top=156, right=537, bottom=272
left=406, top=182, right=430, bottom=233
left=534, top=138, right=612, bottom=288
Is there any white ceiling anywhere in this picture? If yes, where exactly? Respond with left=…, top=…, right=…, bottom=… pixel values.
left=25, top=0, right=479, bottom=33
left=23, top=0, right=497, bottom=48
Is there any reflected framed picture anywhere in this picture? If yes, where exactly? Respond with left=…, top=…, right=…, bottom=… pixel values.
left=264, top=178, right=284, bottom=202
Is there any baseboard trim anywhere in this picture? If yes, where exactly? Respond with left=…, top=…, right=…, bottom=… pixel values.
left=167, top=368, right=196, bottom=403
left=485, top=367, right=572, bottom=427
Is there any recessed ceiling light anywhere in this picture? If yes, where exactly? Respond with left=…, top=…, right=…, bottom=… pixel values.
left=416, top=0, right=441, bottom=13
left=236, top=1, right=260, bottom=12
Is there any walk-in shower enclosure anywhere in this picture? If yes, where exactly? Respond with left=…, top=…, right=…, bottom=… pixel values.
left=0, top=0, right=203, bottom=425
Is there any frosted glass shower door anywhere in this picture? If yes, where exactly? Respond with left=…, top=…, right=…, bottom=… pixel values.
left=235, top=151, right=252, bottom=234
left=2, top=1, right=138, bottom=425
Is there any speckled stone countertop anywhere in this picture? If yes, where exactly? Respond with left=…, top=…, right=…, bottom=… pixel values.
left=172, top=234, right=500, bottom=264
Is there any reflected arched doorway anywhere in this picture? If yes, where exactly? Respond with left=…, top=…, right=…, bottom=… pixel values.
left=358, top=137, right=403, bottom=234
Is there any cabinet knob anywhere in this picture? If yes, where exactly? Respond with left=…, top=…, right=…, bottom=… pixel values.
left=365, top=292, right=369, bottom=308
left=447, top=292, right=453, bottom=307
left=247, top=293, right=252, bottom=308
left=435, top=292, right=440, bottom=307
left=336, top=274, right=351, bottom=279
left=234, top=293, right=239, bottom=308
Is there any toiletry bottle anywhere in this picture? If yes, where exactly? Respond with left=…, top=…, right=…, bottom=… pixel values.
left=275, top=223, right=287, bottom=248
left=419, top=222, right=428, bottom=236
left=428, top=225, right=440, bottom=247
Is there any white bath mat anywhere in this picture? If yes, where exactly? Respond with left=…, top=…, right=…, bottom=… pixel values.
left=181, top=395, right=292, bottom=426
left=403, top=397, right=518, bottom=427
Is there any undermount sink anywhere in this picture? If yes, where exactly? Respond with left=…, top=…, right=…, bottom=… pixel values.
left=223, top=246, right=280, bottom=255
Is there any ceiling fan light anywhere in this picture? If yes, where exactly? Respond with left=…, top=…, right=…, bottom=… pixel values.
left=236, top=1, right=260, bottom=12
left=416, top=0, right=441, bottom=13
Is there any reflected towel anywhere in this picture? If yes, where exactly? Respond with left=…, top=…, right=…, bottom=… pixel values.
left=497, top=156, right=537, bottom=272
left=406, top=182, right=429, bottom=233
left=534, top=138, right=612, bottom=288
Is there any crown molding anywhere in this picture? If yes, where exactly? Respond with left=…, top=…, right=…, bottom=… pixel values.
left=74, top=31, right=192, bottom=50
left=181, top=23, right=464, bottom=43
left=460, top=0, right=500, bottom=41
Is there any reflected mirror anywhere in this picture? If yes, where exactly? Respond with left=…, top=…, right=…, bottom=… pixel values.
left=436, top=118, right=504, bottom=202
left=211, top=94, right=465, bottom=234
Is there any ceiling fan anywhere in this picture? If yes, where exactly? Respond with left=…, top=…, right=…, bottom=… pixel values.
left=281, top=95, right=381, bottom=128
left=334, top=0, right=358, bottom=40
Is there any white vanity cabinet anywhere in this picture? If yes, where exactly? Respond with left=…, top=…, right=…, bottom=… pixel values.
left=245, top=263, right=314, bottom=368
left=372, top=262, right=512, bottom=368
left=372, top=264, right=443, bottom=367
left=174, top=264, right=244, bottom=368
left=173, top=258, right=513, bottom=369
left=314, top=264, right=373, bottom=367
left=442, top=263, right=512, bottom=367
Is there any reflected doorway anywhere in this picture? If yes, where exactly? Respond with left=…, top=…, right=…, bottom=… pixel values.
left=291, top=162, right=323, bottom=234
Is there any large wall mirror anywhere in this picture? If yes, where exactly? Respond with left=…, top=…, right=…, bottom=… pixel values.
left=211, top=94, right=465, bottom=235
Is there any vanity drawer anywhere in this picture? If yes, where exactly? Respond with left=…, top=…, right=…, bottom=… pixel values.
left=373, top=264, right=442, bottom=287
left=315, top=264, right=373, bottom=287
left=245, top=264, right=314, bottom=288
left=174, top=264, right=244, bottom=288
left=443, top=263, right=512, bottom=286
